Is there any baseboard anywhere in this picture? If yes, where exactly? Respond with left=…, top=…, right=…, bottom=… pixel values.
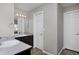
left=58, top=47, right=64, bottom=55
left=42, top=50, right=53, bottom=55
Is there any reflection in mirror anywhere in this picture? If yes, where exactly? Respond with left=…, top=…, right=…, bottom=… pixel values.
left=14, top=18, right=18, bottom=24
left=14, top=3, right=33, bottom=35
left=14, top=18, right=18, bottom=34
left=14, top=13, right=28, bottom=34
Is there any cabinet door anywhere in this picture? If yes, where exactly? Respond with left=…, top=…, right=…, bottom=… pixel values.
left=23, top=35, right=33, bottom=46
left=15, top=35, right=33, bottom=46
left=15, top=37, right=23, bottom=42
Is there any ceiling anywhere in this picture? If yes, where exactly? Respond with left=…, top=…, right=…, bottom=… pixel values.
left=15, top=3, right=79, bottom=12
left=15, top=3, right=44, bottom=11
left=61, top=3, right=79, bottom=8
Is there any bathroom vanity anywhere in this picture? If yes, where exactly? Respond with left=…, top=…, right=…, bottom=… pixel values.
left=0, top=4, right=33, bottom=55
left=15, top=34, right=33, bottom=47
left=0, top=34, right=33, bottom=55
left=15, top=34, right=33, bottom=55
left=0, top=39, right=32, bottom=55
left=14, top=4, right=33, bottom=55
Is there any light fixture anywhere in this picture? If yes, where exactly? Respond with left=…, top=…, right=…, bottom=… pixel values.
left=16, top=13, right=19, bottom=16
left=19, top=14, right=22, bottom=16
left=22, top=15, right=24, bottom=17
left=16, top=13, right=26, bottom=18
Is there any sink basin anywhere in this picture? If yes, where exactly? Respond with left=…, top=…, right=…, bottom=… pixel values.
left=0, top=40, right=20, bottom=48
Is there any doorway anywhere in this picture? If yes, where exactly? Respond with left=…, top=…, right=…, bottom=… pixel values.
left=64, top=10, right=79, bottom=52
left=33, top=11, right=44, bottom=50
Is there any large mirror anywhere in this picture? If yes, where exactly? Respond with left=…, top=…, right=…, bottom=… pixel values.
left=14, top=3, right=33, bottom=35
left=14, top=4, right=30, bottom=35
left=14, top=15, right=29, bottom=34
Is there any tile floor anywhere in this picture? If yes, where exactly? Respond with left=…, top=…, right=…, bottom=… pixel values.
left=31, top=48, right=47, bottom=55
left=31, top=48, right=79, bottom=55
left=60, top=49, right=79, bottom=55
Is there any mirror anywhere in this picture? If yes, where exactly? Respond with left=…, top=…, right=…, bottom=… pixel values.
left=14, top=3, right=33, bottom=35
left=14, top=14, right=29, bottom=34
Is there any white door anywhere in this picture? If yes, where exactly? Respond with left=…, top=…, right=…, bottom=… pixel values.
left=64, top=11, right=79, bottom=52
left=33, top=11, right=44, bottom=50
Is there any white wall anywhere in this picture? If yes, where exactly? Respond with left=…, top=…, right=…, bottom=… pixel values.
left=30, top=3, right=58, bottom=54
left=57, top=4, right=63, bottom=53
left=0, top=3, right=14, bottom=36
left=44, top=4, right=58, bottom=54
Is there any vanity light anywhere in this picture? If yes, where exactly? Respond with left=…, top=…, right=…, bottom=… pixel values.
left=19, top=14, right=22, bottom=16
left=22, top=15, right=24, bottom=17
left=24, top=16, right=26, bottom=18
left=16, top=13, right=26, bottom=18
left=14, top=24, right=17, bottom=28
left=16, top=13, right=19, bottom=16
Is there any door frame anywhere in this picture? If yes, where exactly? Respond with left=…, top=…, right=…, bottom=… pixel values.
left=33, top=11, right=44, bottom=49
left=64, top=9, right=79, bottom=50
